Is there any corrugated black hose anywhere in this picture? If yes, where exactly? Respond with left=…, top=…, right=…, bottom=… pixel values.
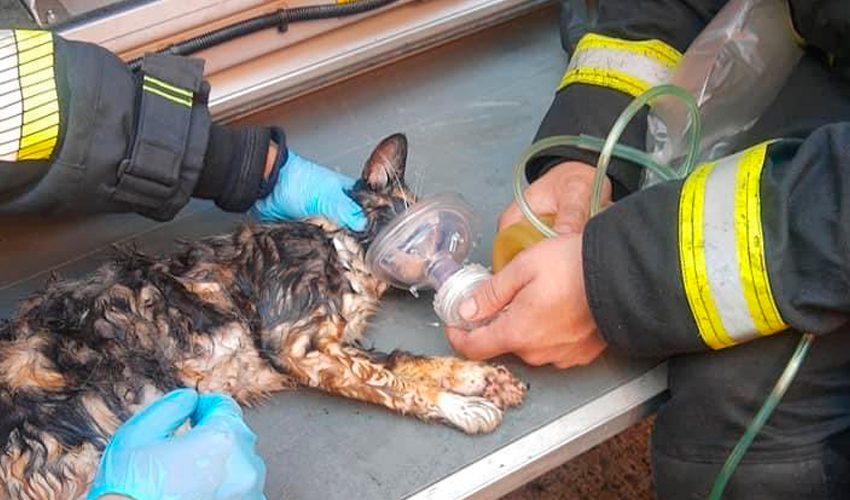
left=127, top=0, right=402, bottom=71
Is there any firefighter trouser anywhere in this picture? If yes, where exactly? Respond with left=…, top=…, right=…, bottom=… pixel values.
left=650, top=329, right=850, bottom=499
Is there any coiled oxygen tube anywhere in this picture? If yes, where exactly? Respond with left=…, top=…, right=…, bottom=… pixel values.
left=508, top=84, right=815, bottom=499
left=511, top=84, right=702, bottom=238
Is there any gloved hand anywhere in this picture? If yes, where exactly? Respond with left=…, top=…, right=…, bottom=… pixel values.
left=252, top=151, right=367, bottom=231
left=88, top=389, right=267, bottom=500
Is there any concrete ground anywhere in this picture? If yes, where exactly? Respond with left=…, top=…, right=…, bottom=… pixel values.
left=505, top=418, right=655, bottom=500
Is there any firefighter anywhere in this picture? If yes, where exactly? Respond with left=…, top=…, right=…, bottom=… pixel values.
left=0, top=29, right=367, bottom=500
left=0, top=29, right=366, bottom=230
left=445, top=1, right=850, bottom=498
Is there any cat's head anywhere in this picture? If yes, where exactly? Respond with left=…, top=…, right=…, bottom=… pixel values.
left=348, top=133, right=416, bottom=245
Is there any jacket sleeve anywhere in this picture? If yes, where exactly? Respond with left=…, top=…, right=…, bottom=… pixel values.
left=0, top=29, right=284, bottom=221
left=583, top=124, right=850, bottom=357
left=527, top=0, right=729, bottom=200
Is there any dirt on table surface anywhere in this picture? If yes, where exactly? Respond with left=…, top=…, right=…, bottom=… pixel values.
left=503, top=417, right=655, bottom=500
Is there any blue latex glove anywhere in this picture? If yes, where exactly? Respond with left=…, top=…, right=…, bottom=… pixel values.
left=88, top=389, right=266, bottom=500
left=252, top=151, right=367, bottom=231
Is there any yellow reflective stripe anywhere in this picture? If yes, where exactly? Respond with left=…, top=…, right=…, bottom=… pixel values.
left=680, top=142, right=787, bottom=349
left=679, top=162, right=735, bottom=349
left=142, top=75, right=193, bottom=107
left=23, top=99, right=57, bottom=121
left=144, top=75, right=193, bottom=98
left=18, top=134, right=56, bottom=159
left=558, top=33, right=682, bottom=96
left=560, top=67, right=654, bottom=98
left=22, top=112, right=57, bottom=137
left=575, top=33, right=681, bottom=68
left=21, top=78, right=54, bottom=103
left=734, top=143, right=787, bottom=334
left=20, top=67, right=52, bottom=88
left=12, top=30, right=45, bottom=43
left=10, top=30, right=59, bottom=161
left=19, top=53, right=52, bottom=77
left=143, top=84, right=193, bottom=107
left=19, top=124, right=58, bottom=153
left=17, top=38, right=51, bottom=64
left=15, top=30, right=51, bottom=51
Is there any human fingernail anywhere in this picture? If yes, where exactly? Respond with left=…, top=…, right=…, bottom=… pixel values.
left=460, top=298, right=478, bottom=320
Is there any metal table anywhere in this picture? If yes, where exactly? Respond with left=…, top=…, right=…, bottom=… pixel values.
left=0, top=9, right=667, bottom=499
left=1, top=1, right=35, bottom=27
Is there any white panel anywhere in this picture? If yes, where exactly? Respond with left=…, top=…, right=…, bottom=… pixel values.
left=0, top=90, right=22, bottom=122
left=0, top=41, right=19, bottom=73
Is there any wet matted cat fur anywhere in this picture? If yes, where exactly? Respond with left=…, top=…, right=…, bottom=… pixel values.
left=0, top=134, right=526, bottom=499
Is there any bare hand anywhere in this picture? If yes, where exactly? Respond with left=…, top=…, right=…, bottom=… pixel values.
left=498, top=161, right=611, bottom=234
left=445, top=233, right=607, bottom=369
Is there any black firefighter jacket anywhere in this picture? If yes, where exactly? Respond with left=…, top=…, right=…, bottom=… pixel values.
left=530, top=0, right=850, bottom=356
left=0, top=30, right=285, bottom=222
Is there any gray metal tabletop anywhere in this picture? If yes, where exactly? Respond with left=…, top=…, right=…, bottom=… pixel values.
left=0, top=8, right=667, bottom=500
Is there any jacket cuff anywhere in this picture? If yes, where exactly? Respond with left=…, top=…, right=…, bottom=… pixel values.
left=529, top=84, right=648, bottom=200
left=195, top=124, right=285, bottom=212
left=583, top=140, right=806, bottom=357
left=582, top=179, right=705, bottom=357
left=527, top=33, right=683, bottom=200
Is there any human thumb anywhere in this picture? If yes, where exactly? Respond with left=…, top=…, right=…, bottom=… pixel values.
left=115, top=389, right=199, bottom=447
left=192, top=393, right=255, bottom=442
left=459, top=261, right=529, bottom=323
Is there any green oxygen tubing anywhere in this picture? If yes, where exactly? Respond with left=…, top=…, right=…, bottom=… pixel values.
left=509, top=83, right=816, bottom=500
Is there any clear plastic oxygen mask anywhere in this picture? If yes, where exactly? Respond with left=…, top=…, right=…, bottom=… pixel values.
left=365, top=193, right=491, bottom=330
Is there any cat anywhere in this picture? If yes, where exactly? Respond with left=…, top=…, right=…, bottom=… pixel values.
left=0, top=133, right=526, bottom=499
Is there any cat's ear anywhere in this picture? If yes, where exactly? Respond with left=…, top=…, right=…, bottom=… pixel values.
left=362, top=133, right=407, bottom=190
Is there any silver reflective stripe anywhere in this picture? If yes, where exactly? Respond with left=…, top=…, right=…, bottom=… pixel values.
left=0, top=39, right=21, bottom=160
left=679, top=141, right=787, bottom=350
left=565, top=47, right=674, bottom=90
left=702, top=151, right=759, bottom=343
left=558, top=33, right=682, bottom=97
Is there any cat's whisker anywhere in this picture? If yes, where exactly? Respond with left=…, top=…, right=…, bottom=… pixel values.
left=412, top=171, right=425, bottom=200
left=389, top=169, right=410, bottom=211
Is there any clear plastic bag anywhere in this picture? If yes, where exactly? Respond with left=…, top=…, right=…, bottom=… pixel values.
left=642, top=0, right=803, bottom=187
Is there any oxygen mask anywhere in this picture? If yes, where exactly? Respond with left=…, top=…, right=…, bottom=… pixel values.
left=365, top=192, right=491, bottom=330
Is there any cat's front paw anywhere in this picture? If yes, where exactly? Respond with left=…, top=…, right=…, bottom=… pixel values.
left=483, top=365, right=527, bottom=410
left=435, top=392, right=502, bottom=434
